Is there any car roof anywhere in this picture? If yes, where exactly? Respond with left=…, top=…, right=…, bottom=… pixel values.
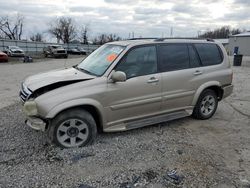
left=108, top=39, right=219, bottom=47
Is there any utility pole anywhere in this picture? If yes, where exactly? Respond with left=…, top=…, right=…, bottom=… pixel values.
left=170, top=27, right=173, bottom=37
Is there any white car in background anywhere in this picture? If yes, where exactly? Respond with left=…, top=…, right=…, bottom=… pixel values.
left=5, top=46, right=25, bottom=57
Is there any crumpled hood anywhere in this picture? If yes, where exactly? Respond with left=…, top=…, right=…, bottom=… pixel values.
left=24, top=67, right=95, bottom=91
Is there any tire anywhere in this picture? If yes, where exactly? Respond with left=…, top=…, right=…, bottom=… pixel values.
left=192, top=89, right=218, bottom=120
left=64, top=55, right=68, bottom=58
left=48, top=108, right=97, bottom=148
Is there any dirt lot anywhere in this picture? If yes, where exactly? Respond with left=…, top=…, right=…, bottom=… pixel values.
left=0, top=57, right=250, bottom=187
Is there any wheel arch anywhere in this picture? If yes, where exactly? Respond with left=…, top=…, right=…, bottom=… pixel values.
left=192, top=81, right=223, bottom=106
left=46, top=99, right=105, bottom=132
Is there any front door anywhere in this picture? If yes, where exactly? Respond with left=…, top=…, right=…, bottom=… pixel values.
left=105, top=45, right=162, bottom=127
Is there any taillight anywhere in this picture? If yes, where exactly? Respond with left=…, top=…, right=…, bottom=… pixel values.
left=230, top=71, right=233, bottom=83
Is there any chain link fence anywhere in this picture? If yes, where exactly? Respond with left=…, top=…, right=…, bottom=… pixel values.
left=0, top=39, right=99, bottom=56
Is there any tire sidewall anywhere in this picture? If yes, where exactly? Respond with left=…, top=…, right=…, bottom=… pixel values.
left=196, top=90, right=218, bottom=119
left=49, top=109, right=97, bottom=148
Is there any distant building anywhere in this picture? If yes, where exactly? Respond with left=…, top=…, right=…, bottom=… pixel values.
left=229, top=32, right=250, bottom=56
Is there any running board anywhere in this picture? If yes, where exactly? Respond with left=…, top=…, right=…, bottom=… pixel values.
left=125, top=110, right=189, bottom=130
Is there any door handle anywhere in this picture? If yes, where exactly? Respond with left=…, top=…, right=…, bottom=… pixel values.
left=193, top=70, right=203, bottom=75
left=147, top=77, right=159, bottom=83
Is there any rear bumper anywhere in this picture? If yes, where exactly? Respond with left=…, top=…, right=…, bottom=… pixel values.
left=222, top=84, right=233, bottom=99
left=25, top=117, right=47, bottom=131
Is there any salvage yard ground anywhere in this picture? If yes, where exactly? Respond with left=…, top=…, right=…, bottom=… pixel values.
left=0, top=56, right=250, bottom=187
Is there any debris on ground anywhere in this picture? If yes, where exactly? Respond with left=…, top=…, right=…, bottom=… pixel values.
left=163, top=169, right=184, bottom=186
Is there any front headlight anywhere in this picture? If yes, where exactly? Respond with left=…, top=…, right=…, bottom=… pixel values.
left=23, top=101, right=38, bottom=116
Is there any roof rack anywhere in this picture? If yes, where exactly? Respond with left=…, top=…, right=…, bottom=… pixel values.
left=154, top=37, right=215, bottom=42
left=128, top=38, right=158, bottom=40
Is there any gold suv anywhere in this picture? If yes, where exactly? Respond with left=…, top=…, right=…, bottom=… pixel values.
left=20, top=39, right=233, bottom=148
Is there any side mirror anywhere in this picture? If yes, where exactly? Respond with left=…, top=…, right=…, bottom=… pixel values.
left=111, top=71, right=126, bottom=82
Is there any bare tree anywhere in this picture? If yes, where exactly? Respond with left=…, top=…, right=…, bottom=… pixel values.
left=199, top=26, right=242, bottom=39
left=0, top=14, right=24, bottom=40
left=79, top=24, right=90, bottom=44
left=49, top=17, right=77, bottom=43
left=30, top=33, right=44, bottom=42
left=93, top=33, right=121, bottom=45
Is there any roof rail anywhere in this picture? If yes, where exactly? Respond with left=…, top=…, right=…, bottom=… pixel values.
left=128, top=37, right=158, bottom=40
left=153, top=37, right=215, bottom=42
left=206, top=38, right=215, bottom=42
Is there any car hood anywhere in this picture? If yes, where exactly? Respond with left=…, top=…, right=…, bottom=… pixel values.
left=0, top=51, right=7, bottom=55
left=10, top=49, right=24, bottom=52
left=24, top=67, right=96, bottom=91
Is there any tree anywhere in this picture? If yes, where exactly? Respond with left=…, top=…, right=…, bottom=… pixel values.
left=0, top=14, right=24, bottom=40
left=93, top=33, right=121, bottom=45
left=199, top=26, right=242, bottom=39
left=49, top=17, right=77, bottom=43
left=79, top=24, right=90, bottom=44
left=30, top=33, right=44, bottom=42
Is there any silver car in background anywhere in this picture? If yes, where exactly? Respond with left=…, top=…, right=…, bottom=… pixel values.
left=5, top=46, right=25, bottom=57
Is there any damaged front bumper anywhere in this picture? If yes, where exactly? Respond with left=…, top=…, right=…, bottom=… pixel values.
left=25, top=117, right=47, bottom=132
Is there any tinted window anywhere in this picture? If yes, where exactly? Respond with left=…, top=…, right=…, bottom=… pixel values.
left=116, top=46, right=157, bottom=78
left=158, top=44, right=189, bottom=72
left=188, top=45, right=201, bottom=68
left=194, top=43, right=223, bottom=66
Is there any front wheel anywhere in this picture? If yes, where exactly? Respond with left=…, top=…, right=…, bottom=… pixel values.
left=48, top=109, right=97, bottom=148
left=192, top=89, right=218, bottom=120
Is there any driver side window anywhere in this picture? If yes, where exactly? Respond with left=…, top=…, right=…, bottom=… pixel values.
left=116, top=46, right=157, bottom=79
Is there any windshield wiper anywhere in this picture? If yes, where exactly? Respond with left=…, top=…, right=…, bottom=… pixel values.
left=74, top=66, right=97, bottom=76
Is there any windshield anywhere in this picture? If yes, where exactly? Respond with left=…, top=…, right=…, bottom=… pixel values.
left=77, top=44, right=125, bottom=76
left=10, top=46, right=20, bottom=49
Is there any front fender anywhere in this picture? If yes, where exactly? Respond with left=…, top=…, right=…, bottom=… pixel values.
left=192, top=81, right=221, bottom=106
left=45, top=98, right=106, bottom=124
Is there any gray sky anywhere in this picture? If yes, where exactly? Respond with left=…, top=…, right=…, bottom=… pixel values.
left=1, top=0, right=250, bottom=41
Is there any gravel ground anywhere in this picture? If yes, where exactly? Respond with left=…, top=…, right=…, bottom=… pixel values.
left=0, top=56, right=83, bottom=109
left=0, top=57, right=250, bottom=187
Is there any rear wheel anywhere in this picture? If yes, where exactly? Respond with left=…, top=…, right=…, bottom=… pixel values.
left=48, top=109, right=97, bottom=148
left=192, top=89, right=218, bottom=120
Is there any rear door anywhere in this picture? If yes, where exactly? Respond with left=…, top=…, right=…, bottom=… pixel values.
left=106, top=45, right=162, bottom=125
left=193, top=43, right=225, bottom=83
left=158, top=43, right=202, bottom=112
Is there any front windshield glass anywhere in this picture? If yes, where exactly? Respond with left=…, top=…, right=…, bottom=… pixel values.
left=10, top=46, right=19, bottom=49
left=77, top=44, right=125, bottom=76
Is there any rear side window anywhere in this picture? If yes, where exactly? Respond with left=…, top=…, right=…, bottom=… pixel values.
left=194, top=43, right=223, bottom=66
left=158, top=44, right=189, bottom=72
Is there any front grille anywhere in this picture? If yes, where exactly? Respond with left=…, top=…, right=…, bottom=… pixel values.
left=57, top=50, right=66, bottom=54
left=20, top=83, right=32, bottom=103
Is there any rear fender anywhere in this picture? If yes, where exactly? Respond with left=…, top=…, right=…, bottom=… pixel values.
left=192, top=81, right=221, bottom=106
